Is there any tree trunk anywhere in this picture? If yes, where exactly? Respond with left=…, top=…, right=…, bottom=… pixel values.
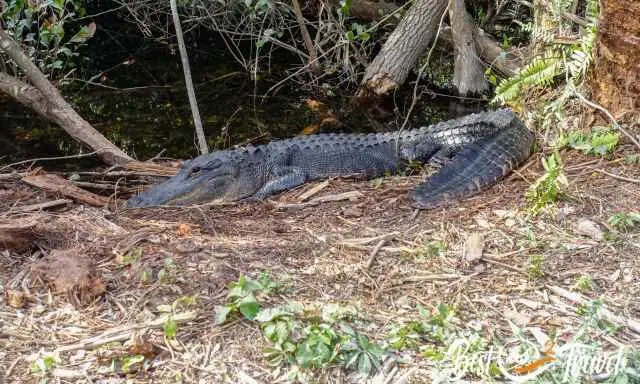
left=359, top=0, right=448, bottom=96
left=589, top=0, right=640, bottom=122
left=448, top=0, right=488, bottom=95
left=0, top=29, right=132, bottom=166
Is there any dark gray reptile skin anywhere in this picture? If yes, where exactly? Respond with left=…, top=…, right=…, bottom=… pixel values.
left=127, top=108, right=534, bottom=209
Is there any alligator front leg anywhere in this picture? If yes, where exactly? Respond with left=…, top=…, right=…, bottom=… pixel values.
left=248, top=167, right=307, bottom=200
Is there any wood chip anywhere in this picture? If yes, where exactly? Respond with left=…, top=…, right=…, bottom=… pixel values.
left=297, top=180, right=330, bottom=201
left=463, top=232, right=484, bottom=264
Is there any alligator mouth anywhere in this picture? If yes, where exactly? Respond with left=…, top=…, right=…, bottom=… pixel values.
left=127, top=171, right=235, bottom=208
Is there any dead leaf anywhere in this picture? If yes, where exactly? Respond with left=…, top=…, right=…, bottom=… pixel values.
left=463, top=233, right=484, bottom=265
left=302, top=124, right=321, bottom=135
left=129, top=332, right=158, bottom=359
left=177, top=224, right=191, bottom=237
left=5, top=289, right=29, bottom=308
left=304, top=98, right=325, bottom=111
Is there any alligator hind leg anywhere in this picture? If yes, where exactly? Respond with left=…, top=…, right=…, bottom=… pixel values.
left=428, top=147, right=458, bottom=168
left=247, top=167, right=307, bottom=200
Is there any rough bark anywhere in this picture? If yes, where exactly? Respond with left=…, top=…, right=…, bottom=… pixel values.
left=588, top=0, right=640, bottom=122
left=347, top=0, right=400, bottom=21
left=359, top=0, right=448, bottom=95
left=0, top=29, right=131, bottom=165
left=448, top=0, right=488, bottom=95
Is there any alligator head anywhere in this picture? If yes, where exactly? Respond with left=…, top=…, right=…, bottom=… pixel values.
left=127, top=150, right=263, bottom=208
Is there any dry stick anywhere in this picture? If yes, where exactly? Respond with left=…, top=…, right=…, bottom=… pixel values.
left=596, top=169, right=640, bottom=184
left=342, top=231, right=401, bottom=246
left=546, top=285, right=640, bottom=335
left=365, top=239, right=388, bottom=269
left=169, top=0, right=208, bottom=155
left=55, top=311, right=198, bottom=353
left=482, top=256, right=529, bottom=276
left=0, top=151, right=99, bottom=173
left=396, top=274, right=461, bottom=284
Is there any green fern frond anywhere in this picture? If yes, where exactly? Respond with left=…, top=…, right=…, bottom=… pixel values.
left=493, top=57, right=562, bottom=103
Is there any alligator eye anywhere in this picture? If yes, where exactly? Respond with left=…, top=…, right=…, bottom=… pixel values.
left=190, top=167, right=201, bottom=177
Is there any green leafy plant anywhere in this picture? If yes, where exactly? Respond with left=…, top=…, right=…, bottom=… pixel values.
left=259, top=302, right=386, bottom=377
left=403, top=240, right=447, bottom=259
left=608, top=212, right=640, bottom=232
left=561, top=128, right=620, bottom=156
left=526, top=152, right=568, bottom=214
left=1, top=0, right=96, bottom=79
left=163, top=316, right=178, bottom=338
left=386, top=303, right=456, bottom=351
left=573, top=275, right=595, bottom=293
left=215, top=273, right=282, bottom=324
left=341, top=324, right=385, bottom=375
left=157, top=257, right=178, bottom=283
left=624, top=154, right=639, bottom=165
left=214, top=275, right=264, bottom=324
left=31, top=354, right=57, bottom=374
left=493, top=0, right=598, bottom=107
left=526, top=255, right=545, bottom=278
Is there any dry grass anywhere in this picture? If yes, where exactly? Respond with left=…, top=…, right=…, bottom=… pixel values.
left=1, top=145, right=640, bottom=383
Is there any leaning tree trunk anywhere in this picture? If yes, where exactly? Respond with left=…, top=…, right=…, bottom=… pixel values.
left=359, top=0, right=448, bottom=96
left=449, top=0, right=488, bottom=95
left=0, top=29, right=132, bottom=166
left=589, top=0, right=640, bottom=122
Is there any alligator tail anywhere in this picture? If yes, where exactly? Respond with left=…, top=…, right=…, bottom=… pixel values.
left=408, top=119, right=535, bottom=209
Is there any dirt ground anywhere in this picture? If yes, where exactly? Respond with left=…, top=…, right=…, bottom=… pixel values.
left=1, top=144, right=639, bottom=383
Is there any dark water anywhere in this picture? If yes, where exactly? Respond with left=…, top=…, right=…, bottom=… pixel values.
left=0, top=14, right=486, bottom=168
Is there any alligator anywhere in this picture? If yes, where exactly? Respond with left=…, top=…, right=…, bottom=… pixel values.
left=126, top=108, right=535, bottom=209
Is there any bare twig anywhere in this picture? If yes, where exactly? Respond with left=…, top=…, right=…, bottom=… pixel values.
left=596, top=169, right=640, bottom=184
left=291, top=0, right=319, bottom=71
left=482, top=257, right=529, bottom=276
left=170, top=0, right=208, bottom=155
left=365, top=238, right=389, bottom=269
left=0, top=151, right=99, bottom=173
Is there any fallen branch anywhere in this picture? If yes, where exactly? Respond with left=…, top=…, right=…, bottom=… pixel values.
left=14, top=199, right=72, bottom=212
left=125, top=161, right=179, bottom=176
left=22, top=173, right=109, bottom=207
